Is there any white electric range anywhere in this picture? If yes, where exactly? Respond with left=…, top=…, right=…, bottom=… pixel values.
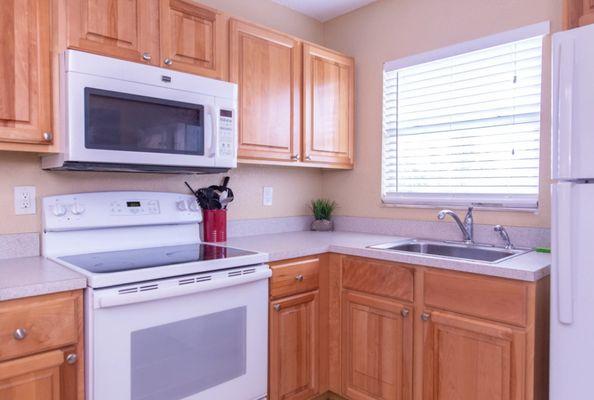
left=42, top=191, right=270, bottom=400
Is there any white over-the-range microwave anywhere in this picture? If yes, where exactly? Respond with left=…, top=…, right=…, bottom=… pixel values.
left=42, top=50, right=238, bottom=173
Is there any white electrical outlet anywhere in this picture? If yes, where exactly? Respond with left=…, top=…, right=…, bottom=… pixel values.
left=14, top=186, right=36, bottom=215
left=263, top=187, right=273, bottom=206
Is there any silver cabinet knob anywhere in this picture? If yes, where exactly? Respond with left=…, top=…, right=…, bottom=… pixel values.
left=421, top=312, right=431, bottom=321
left=13, top=328, right=27, bottom=340
left=164, top=58, right=173, bottom=66
left=142, top=52, right=152, bottom=61
left=305, top=155, right=312, bottom=161
left=273, top=304, right=281, bottom=312
left=401, top=308, right=410, bottom=318
left=42, top=132, right=53, bottom=142
left=66, top=353, right=78, bottom=365
left=295, top=274, right=304, bottom=282
left=291, top=155, right=299, bottom=160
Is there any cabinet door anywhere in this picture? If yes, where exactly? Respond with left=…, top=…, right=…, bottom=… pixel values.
left=269, top=291, right=319, bottom=400
left=230, top=19, right=301, bottom=163
left=159, top=0, right=227, bottom=79
left=65, top=0, right=160, bottom=64
left=0, top=350, right=64, bottom=400
left=582, top=0, right=594, bottom=25
left=303, top=44, right=354, bottom=168
left=0, top=0, right=52, bottom=145
left=341, top=291, right=413, bottom=400
left=422, top=311, right=526, bottom=400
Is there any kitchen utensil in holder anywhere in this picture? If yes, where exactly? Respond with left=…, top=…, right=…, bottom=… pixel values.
left=203, top=209, right=227, bottom=242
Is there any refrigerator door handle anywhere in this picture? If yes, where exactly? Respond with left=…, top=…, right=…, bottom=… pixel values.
left=555, top=38, right=575, bottom=179
left=555, top=183, right=574, bottom=324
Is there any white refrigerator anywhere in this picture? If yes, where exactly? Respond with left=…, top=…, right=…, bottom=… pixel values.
left=551, top=23, right=594, bottom=400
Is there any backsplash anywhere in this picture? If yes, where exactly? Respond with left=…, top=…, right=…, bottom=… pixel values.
left=333, top=216, right=551, bottom=248
left=1, top=214, right=550, bottom=260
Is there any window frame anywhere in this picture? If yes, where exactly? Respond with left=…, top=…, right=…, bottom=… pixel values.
left=381, top=21, right=550, bottom=211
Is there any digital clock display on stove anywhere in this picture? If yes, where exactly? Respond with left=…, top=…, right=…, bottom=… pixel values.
left=126, top=201, right=141, bottom=208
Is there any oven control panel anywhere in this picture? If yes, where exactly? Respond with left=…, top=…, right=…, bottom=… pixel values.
left=218, top=109, right=234, bottom=157
left=109, top=200, right=161, bottom=216
left=43, top=192, right=202, bottom=231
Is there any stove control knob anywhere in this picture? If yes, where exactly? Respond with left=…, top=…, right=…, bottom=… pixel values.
left=70, top=203, right=85, bottom=215
left=176, top=200, right=188, bottom=211
left=188, top=199, right=200, bottom=212
left=52, top=204, right=67, bottom=217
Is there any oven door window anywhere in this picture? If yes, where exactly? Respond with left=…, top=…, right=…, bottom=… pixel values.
left=130, top=306, right=247, bottom=400
left=84, top=88, right=205, bottom=155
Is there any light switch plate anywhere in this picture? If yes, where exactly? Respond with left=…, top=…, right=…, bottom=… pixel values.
left=14, top=186, right=36, bottom=215
left=263, top=187, right=273, bottom=206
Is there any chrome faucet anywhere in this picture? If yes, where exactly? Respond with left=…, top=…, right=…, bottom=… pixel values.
left=437, top=207, right=474, bottom=244
left=494, top=225, right=514, bottom=249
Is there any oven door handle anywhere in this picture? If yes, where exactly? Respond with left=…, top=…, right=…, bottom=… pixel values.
left=94, top=268, right=271, bottom=309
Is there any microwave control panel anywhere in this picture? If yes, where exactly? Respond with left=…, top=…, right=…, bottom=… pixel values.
left=218, top=109, right=234, bottom=157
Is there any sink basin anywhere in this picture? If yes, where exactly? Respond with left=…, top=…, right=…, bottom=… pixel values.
left=368, top=239, right=529, bottom=263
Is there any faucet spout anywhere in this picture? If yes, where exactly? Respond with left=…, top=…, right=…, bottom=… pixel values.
left=437, top=207, right=474, bottom=244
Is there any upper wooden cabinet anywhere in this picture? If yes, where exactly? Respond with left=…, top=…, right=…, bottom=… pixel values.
left=230, top=19, right=302, bottom=163
left=230, top=20, right=355, bottom=169
left=0, top=0, right=53, bottom=147
left=565, top=0, right=594, bottom=28
left=64, top=0, right=161, bottom=65
left=159, top=0, right=228, bottom=78
left=303, top=44, right=354, bottom=168
left=422, top=311, right=525, bottom=400
left=63, top=0, right=227, bottom=79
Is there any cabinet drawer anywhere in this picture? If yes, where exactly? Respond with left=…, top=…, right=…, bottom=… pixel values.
left=0, top=291, right=80, bottom=362
left=342, top=257, right=414, bottom=302
left=270, top=257, right=320, bottom=299
left=424, top=270, right=529, bottom=327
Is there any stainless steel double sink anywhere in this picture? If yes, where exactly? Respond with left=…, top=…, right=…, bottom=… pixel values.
left=367, top=239, right=530, bottom=263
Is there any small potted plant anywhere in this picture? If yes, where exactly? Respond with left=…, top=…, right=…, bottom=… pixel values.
left=310, top=198, right=337, bottom=232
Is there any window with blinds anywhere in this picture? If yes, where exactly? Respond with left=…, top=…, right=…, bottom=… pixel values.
left=382, top=27, right=546, bottom=209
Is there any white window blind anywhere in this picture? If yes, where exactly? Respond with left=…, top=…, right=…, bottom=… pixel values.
left=382, top=25, right=547, bottom=209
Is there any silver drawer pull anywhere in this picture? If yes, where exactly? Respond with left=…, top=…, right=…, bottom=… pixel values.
left=273, top=304, right=281, bottom=312
left=66, top=353, right=78, bottom=364
left=295, top=274, right=304, bottom=282
left=401, top=308, right=410, bottom=318
left=13, top=328, right=27, bottom=340
left=421, top=312, right=431, bottom=321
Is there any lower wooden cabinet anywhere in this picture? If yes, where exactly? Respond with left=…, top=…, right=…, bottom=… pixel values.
left=269, top=291, right=319, bottom=400
left=268, top=254, right=549, bottom=400
left=341, top=291, right=412, bottom=400
left=0, top=291, right=84, bottom=400
left=422, top=311, right=525, bottom=400
left=0, top=350, right=64, bottom=399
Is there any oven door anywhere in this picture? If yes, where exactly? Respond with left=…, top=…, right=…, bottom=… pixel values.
left=88, top=267, right=270, bottom=400
left=66, top=71, right=220, bottom=168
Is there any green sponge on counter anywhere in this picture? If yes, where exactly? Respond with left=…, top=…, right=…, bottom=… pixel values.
left=535, top=247, right=551, bottom=254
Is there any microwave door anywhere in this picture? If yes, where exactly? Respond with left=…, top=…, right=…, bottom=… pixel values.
left=552, top=24, right=594, bottom=181
left=67, top=73, right=217, bottom=168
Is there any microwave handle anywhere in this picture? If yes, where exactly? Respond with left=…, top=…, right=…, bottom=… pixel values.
left=206, top=104, right=219, bottom=157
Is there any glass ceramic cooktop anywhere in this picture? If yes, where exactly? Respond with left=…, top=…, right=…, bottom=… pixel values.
left=58, top=243, right=257, bottom=274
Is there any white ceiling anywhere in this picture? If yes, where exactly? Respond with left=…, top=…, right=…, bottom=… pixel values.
left=271, top=0, right=377, bottom=22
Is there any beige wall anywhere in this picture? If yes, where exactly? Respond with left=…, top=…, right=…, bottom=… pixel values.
left=0, top=0, right=325, bottom=235
left=322, top=0, right=563, bottom=228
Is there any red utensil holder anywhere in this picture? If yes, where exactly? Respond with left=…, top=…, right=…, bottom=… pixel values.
left=202, top=209, right=227, bottom=242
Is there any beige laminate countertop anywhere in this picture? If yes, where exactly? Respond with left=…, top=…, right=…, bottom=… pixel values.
left=226, top=231, right=551, bottom=282
left=0, top=257, right=87, bottom=302
left=0, top=230, right=550, bottom=302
